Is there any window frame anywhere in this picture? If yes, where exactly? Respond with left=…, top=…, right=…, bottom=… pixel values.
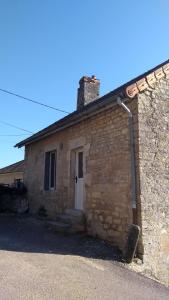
left=44, top=150, right=57, bottom=191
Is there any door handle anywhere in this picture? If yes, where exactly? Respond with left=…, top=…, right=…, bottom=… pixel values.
left=75, top=176, right=77, bottom=183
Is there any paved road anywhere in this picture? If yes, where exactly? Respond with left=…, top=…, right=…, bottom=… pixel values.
left=0, top=215, right=168, bottom=300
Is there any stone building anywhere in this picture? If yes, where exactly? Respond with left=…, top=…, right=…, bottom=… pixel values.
left=16, top=60, right=169, bottom=285
left=0, top=160, right=25, bottom=186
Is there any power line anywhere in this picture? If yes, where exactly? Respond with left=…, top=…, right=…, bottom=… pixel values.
left=0, top=134, right=29, bottom=136
left=0, top=120, right=33, bottom=134
left=0, top=88, right=70, bottom=114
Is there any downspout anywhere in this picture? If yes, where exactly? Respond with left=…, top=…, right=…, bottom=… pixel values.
left=117, top=97, right=137, bottom=224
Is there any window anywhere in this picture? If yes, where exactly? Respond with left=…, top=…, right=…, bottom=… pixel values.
left=78, top=151, right=83, bottom=178
left=14, top=178, right=22, bottom=188
left=44, top=151, right=56, bottom=190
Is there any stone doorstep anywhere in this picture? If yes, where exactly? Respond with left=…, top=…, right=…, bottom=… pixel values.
left=46, top=220, right=71, bottom=228
left=46, top=209, right=86, bottom=234
left=65, top=208, right=85, bottom=218
left=56, top=213, right=85, bottom=225
left=46, top=220, right=85, bottom=234
left=45, top=220, right=71, bottom=233
left=56, top=214, right=73, bottom=224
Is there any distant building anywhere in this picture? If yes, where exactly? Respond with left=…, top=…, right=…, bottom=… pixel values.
left=0, top=160, right=25, bottom=186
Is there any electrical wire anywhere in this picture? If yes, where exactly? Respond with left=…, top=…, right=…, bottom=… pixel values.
left=0, top=88, right=70, bottom=114
left=0, top=120, right=33, bottom=134
left=0, top=134, right=29, bottom=136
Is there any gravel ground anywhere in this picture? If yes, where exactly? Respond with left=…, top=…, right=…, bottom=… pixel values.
left=0, top=214, right=168, bottom=300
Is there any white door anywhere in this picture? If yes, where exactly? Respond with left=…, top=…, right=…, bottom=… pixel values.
left=75, top=149, right=84, bottom=210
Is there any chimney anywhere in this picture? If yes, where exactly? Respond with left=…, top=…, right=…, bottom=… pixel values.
left=77, top=75, right=100, bottom=110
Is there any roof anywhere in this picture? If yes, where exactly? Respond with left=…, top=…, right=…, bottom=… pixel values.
left=0, top=160, right=25, bottom=174
left=15, top=59, right=169, bottom=148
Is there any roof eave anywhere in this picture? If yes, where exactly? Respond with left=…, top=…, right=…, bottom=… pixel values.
left=15, top=91, right=125, bottom=148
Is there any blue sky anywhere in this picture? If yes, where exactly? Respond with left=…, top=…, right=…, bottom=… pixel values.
left=0, top=0, right=168, bottom=168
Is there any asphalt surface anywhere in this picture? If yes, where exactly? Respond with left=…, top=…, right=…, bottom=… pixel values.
left=0, top=215, right=168, bottom=300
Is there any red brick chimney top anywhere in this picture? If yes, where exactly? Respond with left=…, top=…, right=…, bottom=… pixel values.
left=79, top=75, right=100, bottom=84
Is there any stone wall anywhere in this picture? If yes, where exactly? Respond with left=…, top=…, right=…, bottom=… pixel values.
left=137, top=76, right=169, bottom=285
left=24, top=101, right=137, bottom=250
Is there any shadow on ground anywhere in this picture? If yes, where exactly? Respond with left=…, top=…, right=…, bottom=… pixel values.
left=0, top=214, right=122, bottom=262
